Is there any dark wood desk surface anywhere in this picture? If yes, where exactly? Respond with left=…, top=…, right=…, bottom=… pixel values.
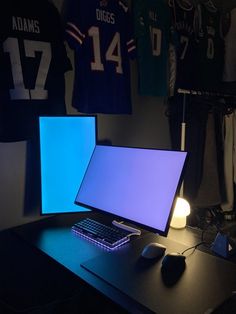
left=10, top=212, right=236, bottom=314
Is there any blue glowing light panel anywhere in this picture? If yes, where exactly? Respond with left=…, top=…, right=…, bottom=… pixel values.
left=39, top=116, right=96, bottom=214
left=75, top=145, right=187, bottom=235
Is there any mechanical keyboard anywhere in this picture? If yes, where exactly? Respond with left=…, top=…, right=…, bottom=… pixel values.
left=72, top=218, right=132, bottom=250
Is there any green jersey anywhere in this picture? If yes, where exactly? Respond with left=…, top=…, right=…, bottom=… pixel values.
left=133, top=0, right=171, bottom=96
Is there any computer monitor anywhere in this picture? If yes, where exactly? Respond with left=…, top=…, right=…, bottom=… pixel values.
left=39, top=116, right=96, bottom=214
left=75, top=145, right=187, bottom=236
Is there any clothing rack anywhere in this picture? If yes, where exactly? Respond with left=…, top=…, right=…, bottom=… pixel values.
left=176, top=87, right=236, bottom=197
left=176, top=87, right=236, bottom=198
left=177, top=88, right=236, bottom=99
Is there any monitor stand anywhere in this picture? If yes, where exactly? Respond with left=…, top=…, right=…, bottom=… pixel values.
left=112, top=220, right=141, bottom=236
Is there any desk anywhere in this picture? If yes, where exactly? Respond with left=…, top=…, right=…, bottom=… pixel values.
left=12, top=212, right=236, bottom=314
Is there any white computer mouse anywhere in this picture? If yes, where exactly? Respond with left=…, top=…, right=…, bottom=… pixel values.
left=141, top=242, right=166, bottom=259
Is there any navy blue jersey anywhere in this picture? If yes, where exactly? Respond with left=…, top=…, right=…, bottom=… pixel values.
left=133, top=0, right=171, bottom=96
left=0, top=0, right=71, bottom=142
left=170, top=0, right=198, bottom=91
left=195, top=3, right=224, bottom=91
left=64, top=0, right=136, bottom=114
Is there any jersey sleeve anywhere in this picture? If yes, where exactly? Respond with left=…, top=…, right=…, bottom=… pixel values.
left=48, top=2, right=72, bottom=73
left=120, top=0, right=136, bottom=59
left=126, top=22, right=136, bottom=59
left=63, top=0, right=86, bottom=49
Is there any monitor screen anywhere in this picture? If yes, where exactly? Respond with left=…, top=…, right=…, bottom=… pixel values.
left=39, top=116, right=96, bottom=214
left=75, top=145, right=187, bottom=236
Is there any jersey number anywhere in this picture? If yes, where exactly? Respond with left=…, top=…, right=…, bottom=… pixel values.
left=149, top=26, right=162, bottom=57
left=3, top=37, right=51, bottom=100
left=207, top=38, right=214, bottom=59
left=180, top=36, right=189, bottom=60
left=88, top=26, right=123, bottom=74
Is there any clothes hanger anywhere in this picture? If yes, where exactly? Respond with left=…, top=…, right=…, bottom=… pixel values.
left=175, top=0, right=194, bottom=10
left=201, top=0, right=218, bottom=12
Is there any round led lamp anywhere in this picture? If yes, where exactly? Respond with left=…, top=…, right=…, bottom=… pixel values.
left=170, top=197, right=191, bottom=229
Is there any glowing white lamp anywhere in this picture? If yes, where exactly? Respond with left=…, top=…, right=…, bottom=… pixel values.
left=170, top=197, right=191, bottom=229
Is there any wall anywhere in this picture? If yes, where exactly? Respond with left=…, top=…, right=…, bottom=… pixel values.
left=0, top=0, right=171, bottom=231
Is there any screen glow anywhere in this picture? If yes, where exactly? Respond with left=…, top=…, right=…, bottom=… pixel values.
left=75, top=145, right=187, bottom=235
left=39, top=116, right=96, bottom=214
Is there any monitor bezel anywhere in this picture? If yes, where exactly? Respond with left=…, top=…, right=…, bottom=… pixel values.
left=75, top=144, right=188, bottom=236
left=39, top=114, right=97, bottom=216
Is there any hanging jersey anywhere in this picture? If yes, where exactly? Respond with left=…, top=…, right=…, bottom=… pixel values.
left=223, top=8, right=236, bottom=82
left=64, top=0, right=136, bottom=114
left=133, top=0, right=170, bottom=96
left=195, top=3, right=224, bottom=92
left=0, top=0, right=71, bottom=142
left=170, top=0, right=198, bottom=91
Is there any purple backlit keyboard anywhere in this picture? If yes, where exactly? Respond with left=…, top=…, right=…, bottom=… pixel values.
left=72, top=218, right=131, bottom=250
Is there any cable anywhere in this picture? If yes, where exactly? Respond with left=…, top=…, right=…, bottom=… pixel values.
left=180, top=241, right=206, bottom=256
left=179, top=212, right=227, bottom=257
left=179, top=222, right=217, bottom=257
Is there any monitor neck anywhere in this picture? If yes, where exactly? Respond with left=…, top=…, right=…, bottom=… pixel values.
left=112, top=220, right=141, bottom=236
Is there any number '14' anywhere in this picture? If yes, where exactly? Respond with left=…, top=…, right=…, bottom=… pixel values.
left=88, top=26, right=123, bottom=74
